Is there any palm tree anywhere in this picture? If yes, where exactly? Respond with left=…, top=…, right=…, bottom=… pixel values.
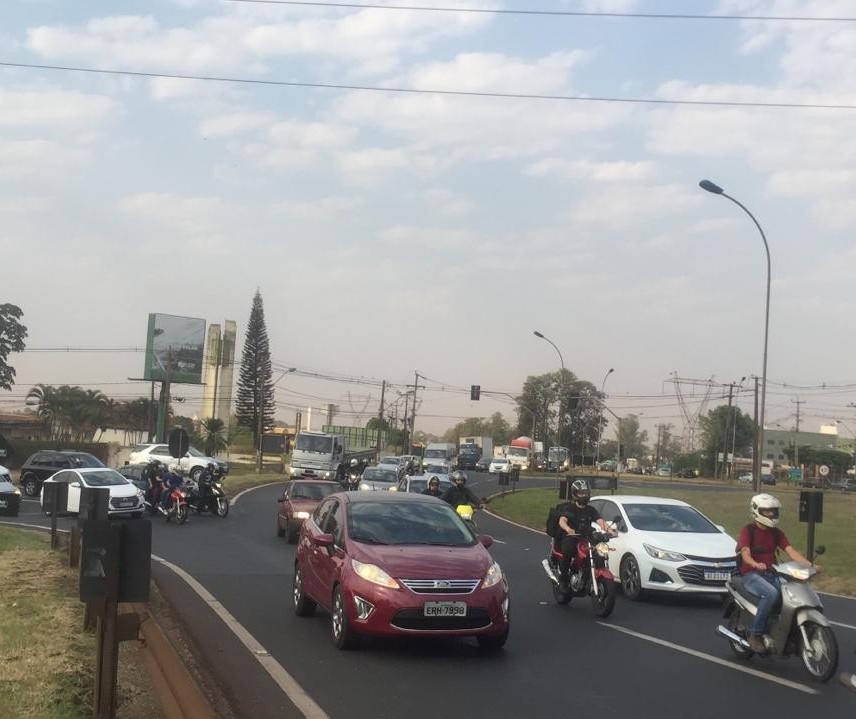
left=199, top=417, right=229, bottom=457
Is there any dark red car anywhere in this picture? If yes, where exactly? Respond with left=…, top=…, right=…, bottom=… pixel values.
left=277, top=480, right=341, bottom=543
left=293, top=492, right=510, bottom=650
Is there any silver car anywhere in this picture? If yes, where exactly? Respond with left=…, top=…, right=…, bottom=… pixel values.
left=358, top=466, right=400, bottom=491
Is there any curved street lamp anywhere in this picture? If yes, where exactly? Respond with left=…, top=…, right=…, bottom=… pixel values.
left=534, top=330, right=566, bottom=483
left=595, top=368, right=615, bottom=468
left=699, top=179, right=771, bottom=493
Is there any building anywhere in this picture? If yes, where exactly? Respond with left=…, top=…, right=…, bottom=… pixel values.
left=763, top=428, right=838, bottom=463
left=200, top=320, right=237, bottom=422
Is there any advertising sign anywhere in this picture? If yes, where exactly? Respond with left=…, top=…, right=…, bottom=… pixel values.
left=143, top=313, right=206, bottom=384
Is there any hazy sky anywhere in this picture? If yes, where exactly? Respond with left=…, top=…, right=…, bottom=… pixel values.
left=3, top=0, right=856, bottom=443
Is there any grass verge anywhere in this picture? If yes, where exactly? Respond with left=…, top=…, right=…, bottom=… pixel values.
left=488, top=486, right=856, bottom=597
left=0, top=526, right=93, bottom=719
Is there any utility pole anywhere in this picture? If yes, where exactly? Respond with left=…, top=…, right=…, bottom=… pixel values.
left=376, top=380, right=386, bottom=455
left=752, top=376, right=760, bottom=489
left=792, top=398, right=805, bottom=470
left=409, top=372, right=420, bottom=454
left=720, top=383, right=735, bottom=481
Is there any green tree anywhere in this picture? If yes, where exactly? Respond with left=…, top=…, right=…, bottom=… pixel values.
left=199, top=417, right=229, bottom=456
left=601, top=414, right=649, bottom=460
left=699, top=405, right=755, bottom=474
left=0, top=304, right=27, bottom=390
left=236, top=291, right=274, bottom=444
left=785, top=446, right=851, bottom=473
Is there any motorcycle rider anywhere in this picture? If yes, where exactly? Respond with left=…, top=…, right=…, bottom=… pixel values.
left=738, top=493, right=815, bottom=654
left=159, top=467, right=184, bottom=513
left=142, top=460, right=163, bottom=507
left=422, top=476, right=443, bottom=497
left=441, top=471, right=482, bottom=509
left=197, top=462, right=217, bottom=508
left=557, top=479, right=616, bottom=590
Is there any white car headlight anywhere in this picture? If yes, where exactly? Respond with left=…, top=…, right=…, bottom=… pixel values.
left=359, top=482, right=371, bottom=491
left=482, top=561, right=503, bottom=588
left=643, top=543, right=687, bottom=562
left=294, top=511, right=310, bottom=519
left=351, top=559, right=399, bottom=589
left=388, top=486, right=398, bottom=492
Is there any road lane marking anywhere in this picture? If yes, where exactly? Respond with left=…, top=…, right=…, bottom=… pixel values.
left=152, top=555, right=330, bottom=719
left=481, top=507, right=543, bottom=536
left=231, top=481, right=285, bottom=506
left=820, top=590, right=856, bottom=603
left=598, top=623, right=819, bottom=695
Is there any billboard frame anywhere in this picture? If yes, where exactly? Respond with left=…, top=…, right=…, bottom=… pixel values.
left=143, top=313, right=206, bottom=385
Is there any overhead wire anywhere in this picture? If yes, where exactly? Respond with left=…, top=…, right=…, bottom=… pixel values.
left=225, top=0, right=856, bottom=23
left=2, top=61, right=856, bottom=111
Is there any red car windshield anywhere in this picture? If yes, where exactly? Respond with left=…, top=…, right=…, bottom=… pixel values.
left=348, top=501, right=475, bottom=546
left=290, top=483, right=338, bottom=500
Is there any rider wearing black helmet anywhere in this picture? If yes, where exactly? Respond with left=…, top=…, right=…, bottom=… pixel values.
left=557, top=479, right=615, bottom=590
left=441, top=471, right=482, bottom=509
left=422, top=476, right=443, bottom=497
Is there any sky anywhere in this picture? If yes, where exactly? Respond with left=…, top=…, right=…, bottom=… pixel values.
left=3, top=0, right=856, bottom=445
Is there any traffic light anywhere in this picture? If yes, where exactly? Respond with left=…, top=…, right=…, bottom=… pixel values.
left=470, top=385, right=480, bottom=401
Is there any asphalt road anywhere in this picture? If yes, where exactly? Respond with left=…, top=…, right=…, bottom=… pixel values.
left=6, top=487, right=856, bottom=719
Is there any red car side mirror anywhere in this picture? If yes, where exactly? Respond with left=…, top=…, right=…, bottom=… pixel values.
left=478, top=534, right=493, bottom=549
left=315, top=533, right=335, bottom=548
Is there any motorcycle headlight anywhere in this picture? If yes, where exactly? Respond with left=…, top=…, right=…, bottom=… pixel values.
left=595, top=542, right=610, bottom=558
left=294, top=511, right=310, bottom=519
left=482, top=561, right=503, bottom=588
left=643, top=543, right=686, bottom=562
left=351, top=559, right=399, bottom=589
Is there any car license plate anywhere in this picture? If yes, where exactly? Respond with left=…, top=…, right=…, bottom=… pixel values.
left=704, top=571, right=731, bottom=581
left=423, top=601, right=467, bottom=617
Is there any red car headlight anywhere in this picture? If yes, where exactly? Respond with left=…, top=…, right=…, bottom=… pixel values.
left=351, top=559, right=400, bottom=589
left=482, top=561, right=503, bottom=589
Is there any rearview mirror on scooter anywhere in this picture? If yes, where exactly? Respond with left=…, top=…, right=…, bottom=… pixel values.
left=815, top=545, right=826, bottom=556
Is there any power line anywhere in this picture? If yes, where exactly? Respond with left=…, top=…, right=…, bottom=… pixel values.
left=226, top=0, right=856, bottom=23
left=3, top=60, right=856, bottom=111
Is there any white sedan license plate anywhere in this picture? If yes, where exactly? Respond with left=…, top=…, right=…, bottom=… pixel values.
left=704, top=570, right=731, bottom=581
left=423, top=601, right=467, bottom=617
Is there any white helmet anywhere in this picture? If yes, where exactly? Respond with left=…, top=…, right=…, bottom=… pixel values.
left=750, top=493, right=781, bottom=528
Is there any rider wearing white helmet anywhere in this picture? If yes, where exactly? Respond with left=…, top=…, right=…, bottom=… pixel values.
left=738, top=493, right=815, bottom=654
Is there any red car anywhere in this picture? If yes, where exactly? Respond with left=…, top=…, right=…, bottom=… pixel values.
left=293, top=492, right=510, bottom=650
left=277, top=480, right=341, bottom=543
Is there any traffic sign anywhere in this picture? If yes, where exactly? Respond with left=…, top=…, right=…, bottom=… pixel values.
left=818, top=464, right=829, bottom=477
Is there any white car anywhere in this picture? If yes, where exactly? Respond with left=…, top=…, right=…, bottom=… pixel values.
left=358, top=466, right=400, bottom=491
left=588, top=495, right=737, bottom=600
left=420, top=462, right=453, bottom=483
left=40, top=467, right=144, bottom=518
left=489, top=457, right=512, bottom=474
left=128, top=443, right=228, bottom=481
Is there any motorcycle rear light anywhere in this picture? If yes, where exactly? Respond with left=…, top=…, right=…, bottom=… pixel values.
left=353, top=596, right=375, bottom=620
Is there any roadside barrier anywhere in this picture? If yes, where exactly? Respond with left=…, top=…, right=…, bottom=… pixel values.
left=130, top=602, right=217, bottom=719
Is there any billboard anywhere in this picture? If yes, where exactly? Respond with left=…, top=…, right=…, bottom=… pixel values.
left=143, top=313, right=206, bottom=384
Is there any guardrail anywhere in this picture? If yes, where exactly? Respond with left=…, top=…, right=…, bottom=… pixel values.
left=130, top=602, right=217, bottom=719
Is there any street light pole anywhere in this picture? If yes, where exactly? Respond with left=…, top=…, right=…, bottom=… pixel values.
left=258, top=367, right=296, bottom=473
left=700, top=180, right=771, bottom=493
left=534, top=330, right=566, bottom=466
left=595, top=368, right=614, bottom=469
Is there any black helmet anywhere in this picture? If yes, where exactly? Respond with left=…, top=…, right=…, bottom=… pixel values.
left=571, top=479, right=591, bottom=505
left=451, top=470, right=467, bottom=485
left=428, top=476, right=440, bottom=488
left=207, top=463, right=215, bottom=471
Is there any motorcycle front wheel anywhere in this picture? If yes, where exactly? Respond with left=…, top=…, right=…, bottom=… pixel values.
left=216, top=497, right=230, bottom=518
left=591, top=578, right=617, bottom=618
left=726, top=608, right=754, bottom=659
left=799, top=621, right=838, bottom=682
left=176, top=503, right=189, bottom=525
left=551, top=581, right=572, bottom=605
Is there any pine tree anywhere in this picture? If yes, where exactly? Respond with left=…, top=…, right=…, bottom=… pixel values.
left=236, top=290, right=274, bottom=444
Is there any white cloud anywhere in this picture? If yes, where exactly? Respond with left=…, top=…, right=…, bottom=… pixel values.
left=0, top=138, right=88, bottom=178
left=0, top=87, right=114, bottom=127
left=245, top=119, right=358, bottom=170
left=526, top=158, right=657, bottom=182
left=570, top=183, right=703, bottom=230
left=200, top=111, right=276, bottom=137
left=270, top=196, right=363, bottom=219
left=380, top=225, right=476, bottom=249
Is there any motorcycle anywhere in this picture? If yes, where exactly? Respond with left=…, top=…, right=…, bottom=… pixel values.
left=541, top=524, right=617, bottom=618
left=160, top=484, right=189, bottom=524
left=186, top=474, right=230, bottom=517
left=716, top=561, right=839, bottom=682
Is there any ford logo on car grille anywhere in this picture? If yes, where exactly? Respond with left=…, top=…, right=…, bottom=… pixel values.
left=433, top=581, right=451, bottom=589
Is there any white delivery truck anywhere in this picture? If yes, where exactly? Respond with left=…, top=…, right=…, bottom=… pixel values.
left=289, top=431, right=377, bottom=483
